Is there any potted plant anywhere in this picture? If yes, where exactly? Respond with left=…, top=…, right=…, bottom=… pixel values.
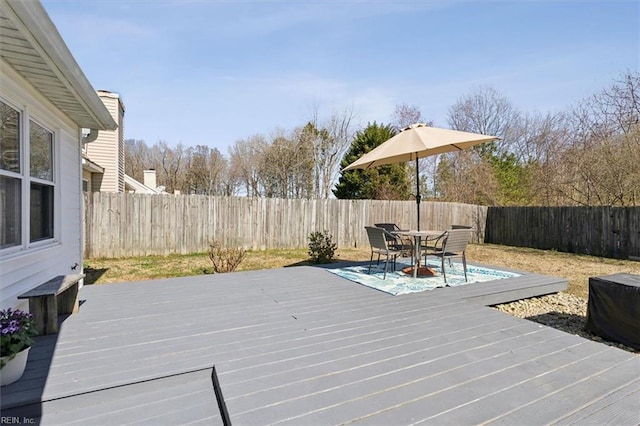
left=1, top=308, right=37, bottom=386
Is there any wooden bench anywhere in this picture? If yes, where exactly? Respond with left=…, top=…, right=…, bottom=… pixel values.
left=17, top=274, right=85, bottom=335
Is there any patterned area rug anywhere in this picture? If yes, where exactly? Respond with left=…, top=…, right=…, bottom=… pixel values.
left=327, top=261, right=520, bottom=295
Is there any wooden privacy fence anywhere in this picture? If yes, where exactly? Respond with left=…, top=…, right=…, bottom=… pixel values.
left=485, top=206, right=640, bottom=260
left=83, top=193, right=487, bottom=259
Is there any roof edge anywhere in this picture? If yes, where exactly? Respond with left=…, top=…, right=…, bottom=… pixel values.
left=124, top=174, right=162, bottom=194
left=3, top=0, right=117, bottom=131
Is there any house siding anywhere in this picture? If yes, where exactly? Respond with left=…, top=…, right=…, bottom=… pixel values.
left=1, top=60, right=83, bottom=310
left=84, top=91, right=125, bottom=192
left=82, top=169, right=92, bottom=192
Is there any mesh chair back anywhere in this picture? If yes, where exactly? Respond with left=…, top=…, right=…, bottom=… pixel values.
left=374, top=223, right=400, bottom=232
left=374, top=223, right=400, bottom=243
left=365, top=226, right=390, bottom=251
left=451, top=224, right=472, bottom=230
left=442, top=229, right=472, bottom=255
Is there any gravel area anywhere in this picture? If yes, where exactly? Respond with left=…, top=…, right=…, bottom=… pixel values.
left=493, top=292, right=638, bottom=354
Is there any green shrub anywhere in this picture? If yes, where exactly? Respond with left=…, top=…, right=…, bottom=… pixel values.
left=308, top=230, right=337, bottom=264
left=208, top=241, right=246, bottom=273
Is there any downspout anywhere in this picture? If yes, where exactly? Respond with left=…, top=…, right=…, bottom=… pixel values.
left=78, top=128, right=86, bottom=289
left=82, top=128, right=99, bottom=144
left=78, top=128, right=98, bottom=287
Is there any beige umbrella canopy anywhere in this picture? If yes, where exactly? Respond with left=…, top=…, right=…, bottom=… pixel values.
left=343, top=123, right=498, bottom=230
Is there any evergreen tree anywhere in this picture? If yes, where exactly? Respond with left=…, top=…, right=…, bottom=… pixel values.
left=333, top=122, right=411, bottom=200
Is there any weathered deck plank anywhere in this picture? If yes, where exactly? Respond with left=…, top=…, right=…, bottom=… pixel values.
left=11, top=369, right=223, bottom=426
left=436, top=272, right=568, bottom=305
left=352, top=345, right=634, bottom=425
left=231, top=328, right=578, bottom=425
left=486, top=356, right=640, bottom=425
left=554, top=380, right=640, bottom=425
left=1, top=265, right=637, bottom=425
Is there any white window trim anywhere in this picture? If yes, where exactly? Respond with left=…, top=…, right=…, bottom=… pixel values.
left=0, top=98, right=60, bottom=256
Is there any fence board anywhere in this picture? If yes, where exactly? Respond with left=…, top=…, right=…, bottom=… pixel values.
left=84, top=194, right=639, bottom=260
left=484, top=206, right=640, bottom=260
left=83, top=193, right=486, bottom=258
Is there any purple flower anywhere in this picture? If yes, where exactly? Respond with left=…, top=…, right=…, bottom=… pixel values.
left=1, top=307, right=37, bottom=359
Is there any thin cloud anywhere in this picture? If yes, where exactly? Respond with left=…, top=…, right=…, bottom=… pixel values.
left=41, top=0, right=638, bottom=151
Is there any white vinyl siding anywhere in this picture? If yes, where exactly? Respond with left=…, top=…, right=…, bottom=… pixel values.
left=1, top=60, right=83, bottom=310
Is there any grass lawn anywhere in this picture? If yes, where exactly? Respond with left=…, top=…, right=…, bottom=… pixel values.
left=84, top=243, right=640, bottom=299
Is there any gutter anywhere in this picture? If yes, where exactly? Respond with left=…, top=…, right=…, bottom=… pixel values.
left=3, top=0, right=117, bottom=131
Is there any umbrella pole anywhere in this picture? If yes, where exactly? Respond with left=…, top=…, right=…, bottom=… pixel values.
left=415, top=156, right=420, bottom=231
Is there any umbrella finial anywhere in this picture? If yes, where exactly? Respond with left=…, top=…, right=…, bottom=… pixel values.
left=402, top=122, right=429, bottom=132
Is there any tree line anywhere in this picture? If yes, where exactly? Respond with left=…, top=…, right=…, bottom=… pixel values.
left=125, top=71, right=639, bottom=206
left=125, top=107, right=354, bottom=199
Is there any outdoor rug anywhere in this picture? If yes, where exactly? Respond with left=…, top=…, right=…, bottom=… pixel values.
left=327, top=261, right=521, bottom=295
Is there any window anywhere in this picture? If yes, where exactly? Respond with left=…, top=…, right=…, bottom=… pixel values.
left=30, top=182, right=54, bottom=242
left=0, top=175, right=21, bottom=248
left=0, top=99, right=56, bottom=251
left=30, top=120, right=53, bottom=181
left=28, top=120, right=54, bottom=242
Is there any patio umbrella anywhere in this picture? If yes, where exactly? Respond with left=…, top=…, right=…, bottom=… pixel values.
left=343, top=123, right=498, bottom=230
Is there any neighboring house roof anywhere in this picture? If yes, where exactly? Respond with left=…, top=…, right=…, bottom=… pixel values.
left=124, top=174, right=163, bottom=194
left=0, top=0, right=117, bottom=131
left=82, top=156, right=104, bottom=174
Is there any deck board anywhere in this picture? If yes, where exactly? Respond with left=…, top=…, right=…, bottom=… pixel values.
left=365, top=345, right=630, bottom=425
left=2, top=265, right=638, bottom=425
left=554, top=380, right=640, bottom=425
left=232, top=328, right=575, bottom=425
left=486, top=356, right=640, bottom=425
left=15, top=369, right=222, bottom=426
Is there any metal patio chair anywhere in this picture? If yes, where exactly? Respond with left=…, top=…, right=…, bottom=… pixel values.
left=374, top=223, right=413, bottom=257
left=430, top=228, right=472, bottom=284
left=365, top=226, right=403, bottom=279
left=422, top=225, right=473, bottom=264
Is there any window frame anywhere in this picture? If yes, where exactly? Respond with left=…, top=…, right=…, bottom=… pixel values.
left=0, top=97, right=59, bottom=255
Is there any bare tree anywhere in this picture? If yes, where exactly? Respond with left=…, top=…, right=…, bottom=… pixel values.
left=445, top=87, right=534, bottom=205
left=259, top=129, right=314, bottom=198
left=207, top=147, right=231, bottom=195
left=260, top=133, right=291, bottom=198
left=119, top=72, right=638, bottom=207
left=549, top=71, right=640, bottom=206
left=551, top=126, right=640, bottom=206
left=306, top=106, right=357, bottom=199
left=229, top=135, right=266, bottom=197
left=391, top=103, right=424, bottom=131
left=448, top=86, right=521, bottom=157
left=511, top=112, right=568, bottom=164
left=220, top=157, right=240, bottom=196
left=124, top=139, right=152, bottom=182
left=156, top=141, right=186, bottom=194
left=186, top=145, right=228, bottom=195
left=435, top=150, right=499, bottom=205
left=569, top=71, right=640, bottom=144
left=297, top=122, right=329, bottom=198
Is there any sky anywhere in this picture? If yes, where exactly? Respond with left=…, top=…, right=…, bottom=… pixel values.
left=42, top=0, right=638, bottom=154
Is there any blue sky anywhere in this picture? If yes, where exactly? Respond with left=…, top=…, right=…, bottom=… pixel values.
left=43, top=0, right=638, bottom=154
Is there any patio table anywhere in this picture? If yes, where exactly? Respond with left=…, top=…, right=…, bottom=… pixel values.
left=394, top=230, right=445, bottom=278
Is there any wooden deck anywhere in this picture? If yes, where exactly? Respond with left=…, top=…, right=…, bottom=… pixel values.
left=1, top=264, right=638, bottom=425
